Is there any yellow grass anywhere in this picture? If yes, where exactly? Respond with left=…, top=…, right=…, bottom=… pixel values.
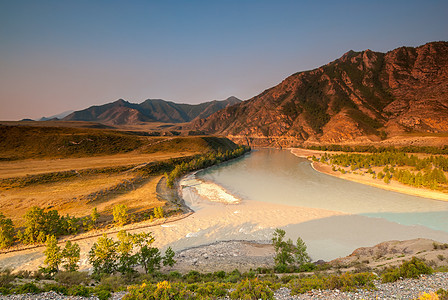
left=0, top=152, right=197, bottom=178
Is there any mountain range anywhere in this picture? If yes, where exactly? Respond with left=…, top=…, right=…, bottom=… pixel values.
left=36, top=42, right=448, bottom=146
left=62, top=97, right=241, bottom=125
left=192, top=41, right=448, bottom=146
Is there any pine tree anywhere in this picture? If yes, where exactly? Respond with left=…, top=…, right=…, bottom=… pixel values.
left=295, top=237, right=311, bottom=265
left=113, top=204, right=128, bottom=226
left=61, top=241, right=80, bottom=272
left=0, top=213, right=15, bottom=249
left=163, top=247, right=176, bottom=267
left=117, top=230, right=137, bottom=274
left=44, top=235, right=62, bottom=273
left=88, top=234, right=118, bottom=275
left=91, top=208, right=99, bottom=228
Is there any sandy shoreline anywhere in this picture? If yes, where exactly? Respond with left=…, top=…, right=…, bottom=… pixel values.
left=290, top=148, right=448, bottom=202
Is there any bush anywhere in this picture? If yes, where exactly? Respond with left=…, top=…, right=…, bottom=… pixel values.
left=100, top=275, right=126, bottom=291
left=289, top=272, right=376, bottom=295
left=230, top=279, right=274, bottom=300
left=0, top=269, right=14, bottom=288
left=382, top=257, right=433, bottom=283
left=43, top=283, right=69, bottom=295
left=0, top=287, right=11, bottom=295
left=14, top=282, right=41, bottom=294
left=68, top=285, right=91, bottom=297
left=55, top=271, right=90, bottom=286
left=94, top=285, right=112, bottom=300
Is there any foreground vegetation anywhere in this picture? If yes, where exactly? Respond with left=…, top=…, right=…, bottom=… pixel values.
left=1, top=229, right=446, bottom=299
left=0, top=256, right=445, bottom=299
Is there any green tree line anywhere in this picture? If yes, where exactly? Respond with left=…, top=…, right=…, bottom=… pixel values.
left=307, top=144, right=448, bottom=155
left=317, top=151, right=448, bottom=191
left=165, top=145, right=251, bottom=188
left=0, top=204, right=166, bottom=249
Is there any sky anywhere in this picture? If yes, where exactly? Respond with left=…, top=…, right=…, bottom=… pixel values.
left=1, top=0, right=448, bottom=120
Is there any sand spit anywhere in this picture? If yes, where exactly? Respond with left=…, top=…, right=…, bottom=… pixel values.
left=180, top=173, right=241, bottom=205
left=291, top=148, right=448, bottom=202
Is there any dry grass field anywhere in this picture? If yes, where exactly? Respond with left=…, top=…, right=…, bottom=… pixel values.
left=0, top=123, right=237, bottom=230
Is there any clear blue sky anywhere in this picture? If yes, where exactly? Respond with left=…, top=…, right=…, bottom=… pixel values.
left=1, top=0, right=447, bottom=120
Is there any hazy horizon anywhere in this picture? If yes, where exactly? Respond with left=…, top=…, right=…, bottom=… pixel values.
left=1, top=0, right=448, bottom=120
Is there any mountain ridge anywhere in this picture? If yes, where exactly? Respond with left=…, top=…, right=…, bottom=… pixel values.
left=62, top=97, right=241, bottom=125
left=191, top=41, right=448, bottom=146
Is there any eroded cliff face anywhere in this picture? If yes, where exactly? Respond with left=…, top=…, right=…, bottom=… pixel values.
left=192, top=42, right=448, bottom=146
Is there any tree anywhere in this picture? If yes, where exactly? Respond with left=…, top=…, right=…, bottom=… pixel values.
left=88, top=234, right=118, bottom=275
left=0, top=213, right=15, bottom=249
left=272, top=228, right=311, bottom=272
left=117, top=230, right=137, bottom=274
left=295, top=237, right=311, bottom=265
left=163, top=247, right=176, bottom=267
left=90, top=208, right=100, bottom=230
left=44, top=235, right=62, bottom=273
left=139, top=246, right=162, bottom=274
left=132, top=231, right=161, bottom=274
left=154, top=207, right=164, bottom=219
left=19, top=207, right=64, bottom=244
left=20, top=206, right=46, bottom=244
left=113, top=204, right=128, bottom=226
left=61, top=241, right=80, bottom=272
left=272, top=228, right=295, bottom=269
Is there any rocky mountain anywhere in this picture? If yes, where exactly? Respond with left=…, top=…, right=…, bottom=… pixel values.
left=63, top=97, right=241, bottom=125
left=192, top=42, right=448, bottom=146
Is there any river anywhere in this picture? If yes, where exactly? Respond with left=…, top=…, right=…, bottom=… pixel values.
left=185, top=149, right=448, bottom=259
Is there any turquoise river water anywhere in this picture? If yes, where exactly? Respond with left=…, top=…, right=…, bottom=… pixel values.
left=197, top=149, right=448, bottom=234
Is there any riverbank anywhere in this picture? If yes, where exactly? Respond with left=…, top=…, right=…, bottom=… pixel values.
left=290, top=148, right=448, bottom=202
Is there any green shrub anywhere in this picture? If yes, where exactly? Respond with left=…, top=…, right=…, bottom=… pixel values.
left=100, top=275, right=126, bottom=291
left=68, top=284, right=91, bottom=297
left=184, top=270, right=202, bottom=284
left=0, top=269, right=14, bottom=288
left=382, top=257, right=433, bottom=283
left=437, top=288, right=448, bottom=300
left=289, top=272, right=376, bottom=295
left=14, top=282, right=42, bottom=294
left=94, top=286, right=112, bottom=300
left=325, top=272, right=376, bottom=292
left=55, top=271, right=90, bottom=286
left=43, top=283, right=69, bottom=295
left=289, top=275, right=325, bottom=294
left=230, top=278, right=274, bottom=300
left=297, top=262, right=317, bottom=272
left=224, top=269, right=242, bottom=283
left=0, top=287, right=11, bottom=295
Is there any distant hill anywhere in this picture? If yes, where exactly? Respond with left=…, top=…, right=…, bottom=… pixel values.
left=63, top=97, right=241, bottom=125
left=192, top=42, right=448, bottom=146
left=0, top=124, right=238, bottom=160
left=39, top=110, right=74, bottom=121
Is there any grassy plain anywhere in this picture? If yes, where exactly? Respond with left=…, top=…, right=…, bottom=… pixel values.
left=0, top=123, right=236, bottom=229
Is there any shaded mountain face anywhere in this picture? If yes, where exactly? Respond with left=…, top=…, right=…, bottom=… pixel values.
left=192, top=42, right=448, bottom=146
left=63, top=97, right=241, bottom=125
